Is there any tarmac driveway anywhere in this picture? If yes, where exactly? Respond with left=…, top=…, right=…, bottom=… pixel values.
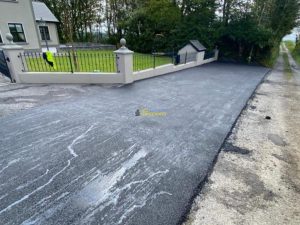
left=0, top=63, right=269, bottom=225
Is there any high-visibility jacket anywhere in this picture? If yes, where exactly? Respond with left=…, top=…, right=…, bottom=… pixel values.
left=43, top=51, right=57, bottom=70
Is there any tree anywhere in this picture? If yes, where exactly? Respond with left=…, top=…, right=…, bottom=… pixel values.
left=39, top=0, right=100, bottom=43
left=175, top=0, right=219, bottom=49
left=38, top=0, right=300, bottom=66
left=270, top=0, right=300, bottom=42
left=216, top=0, right=299, bottom=63
left=125, top=0, right=181, bottom=52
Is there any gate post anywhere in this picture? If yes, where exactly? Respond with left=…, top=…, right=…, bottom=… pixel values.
left=114, top=38, right=134, bottom=84
left=0, top=33, right=24, bottom=83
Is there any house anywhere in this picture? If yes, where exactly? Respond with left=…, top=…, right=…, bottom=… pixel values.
left=0, top=0, right=59, bottom=52
left=32, top=1, right=60, bottom=52
left=177, top=40, right=206, bottom=64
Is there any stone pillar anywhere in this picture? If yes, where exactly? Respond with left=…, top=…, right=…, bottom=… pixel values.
left=0, top=33, right=24, bottom=83
left=196, top=51, right=205, bottom=65
left=114, top=38, right=134, bottom=84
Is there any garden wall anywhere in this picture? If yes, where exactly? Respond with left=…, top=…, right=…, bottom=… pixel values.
left=1, top=38, right=218, bottom=84
left=18, top=72, right=123, bottom=84
left=134, top=61, right=199, bottom=81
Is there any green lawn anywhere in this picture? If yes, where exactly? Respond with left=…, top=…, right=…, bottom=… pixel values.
left=133, top=53, right=173, bottom=71
left=25, top=50, right=173, bottom=73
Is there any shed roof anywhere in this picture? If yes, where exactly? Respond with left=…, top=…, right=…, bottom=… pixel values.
left=189, top=40, right=206, bottom=52
left=32, top=1, right=59, bottom=23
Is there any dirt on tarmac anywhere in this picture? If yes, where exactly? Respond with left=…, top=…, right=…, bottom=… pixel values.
left=184, top=46, right=300, bottom=225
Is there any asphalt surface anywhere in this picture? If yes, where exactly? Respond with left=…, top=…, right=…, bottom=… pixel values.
left=0, top=63, right=269, bottom=225
left=184, top=45, right=300, bottom=225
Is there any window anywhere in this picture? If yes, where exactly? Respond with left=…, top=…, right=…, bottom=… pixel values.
left=8, top=23, right=26, bottom=42
left=39, top=26, right=50, bottom=41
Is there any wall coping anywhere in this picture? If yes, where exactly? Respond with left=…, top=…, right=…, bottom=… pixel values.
left=0, top=45, right=24, bottom=50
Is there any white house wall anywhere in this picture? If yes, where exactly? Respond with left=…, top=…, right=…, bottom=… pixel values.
left=38, top=22, right=60, bottom=48
left=0, top=0, right=40, bottom=50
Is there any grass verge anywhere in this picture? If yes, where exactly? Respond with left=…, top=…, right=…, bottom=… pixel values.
left=291, top=51, right=300, bottom=66
left=260, top=46, right=280, bottom=68
left=291, top=43, right=300, bottom=66
left=283, top=40, right=300, bottom=66
left=284, top=41, right=295, bottom=52
left=282, top=52, right=293, bottom=79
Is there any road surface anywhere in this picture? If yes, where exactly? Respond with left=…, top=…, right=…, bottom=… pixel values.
left=184, top=45, right=300, bottom=225
left=0, top=63, right=269, bottom=225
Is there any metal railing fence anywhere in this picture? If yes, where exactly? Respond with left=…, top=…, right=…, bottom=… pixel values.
left=20, top=50, right=117, bottom=73
left=19, top=50, right=214, bottom=74
left=133, top=51, right=175, bottom=72
left=204, top=50, right=216, bottom=60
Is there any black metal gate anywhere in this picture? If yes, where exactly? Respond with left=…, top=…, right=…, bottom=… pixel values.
left=0, top=50, right=12, bottom=81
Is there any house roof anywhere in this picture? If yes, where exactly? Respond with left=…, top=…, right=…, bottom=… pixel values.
left=189, top=40, right=206, bottom=52
left=32, top=1, right=59, bottom=23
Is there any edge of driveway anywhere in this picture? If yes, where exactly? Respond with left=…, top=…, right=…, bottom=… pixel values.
left=177, top=67, right=272, bottom=225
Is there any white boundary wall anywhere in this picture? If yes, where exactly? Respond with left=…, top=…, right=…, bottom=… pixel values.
left=133, top=50, right=218, bottom=81
left=18, top=72, right=123, bottom=84
left=1, top=38, right=218, bottom=84
left=134, top=62, right=197, bottom=81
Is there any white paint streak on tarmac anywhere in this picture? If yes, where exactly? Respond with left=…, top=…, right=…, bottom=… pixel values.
left=117, top=191, right=173, bottom=225
left=0, top=160, right=71, bottom=215
left=68, top=124, right=97, bottom=158
left=0, top=159, right=20, bottom=175
left=16, top=169, right=50, bottom=191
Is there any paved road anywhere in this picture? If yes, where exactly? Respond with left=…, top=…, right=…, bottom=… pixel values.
left=0, top=63, right=269, bottom=225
